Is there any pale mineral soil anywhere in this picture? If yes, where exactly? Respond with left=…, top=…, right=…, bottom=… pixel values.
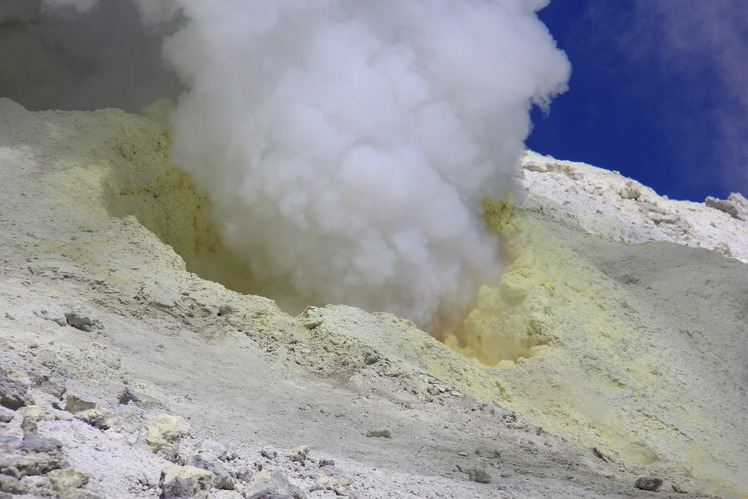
left=0, top=98, right=746, bottom=498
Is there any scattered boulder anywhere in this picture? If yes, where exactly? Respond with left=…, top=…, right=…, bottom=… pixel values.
left=363, top=352, right=380, bottom=365
left=0, top=373, right=31, bottom=410
left=59, top=490, right=104, bottom=499
left=20, top=405, right=46, bottom=433
left=0, top=452, right=64, bottom=478
left=0, top=407, right=13, bottom=423
left=0, top=474, right=26, bottom=494
left=64, top=301, right=103, bottom=332
left=635, top=476, right=663, bottom=491
left=75, top=408, right=111, bottom=430
left=467, top=468, right=491, bottom=484
left=48, top=467, right=89, bottom=491
left=118, top=387, right=162, bottom=409
left=283, top=445, right=310, bottom=463
left=159, top=465, right=213, bottom=499
left=65, top=395, right=96, bottom=413
left=203, top=439, right=237, bottom=461
left=186, top=453, right=235, bottom=490
left=243, top=469, right=306, bottom=499
left=34, top=305, right=68, bottom=327
left=366, top=429, right=391, bottom=439
left=145, top=414, right=191, bottom=461
left=22, top=434, right=63, bottom=454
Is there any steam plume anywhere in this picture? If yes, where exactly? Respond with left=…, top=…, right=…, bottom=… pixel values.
left=2, top=0, right=570, bottom=331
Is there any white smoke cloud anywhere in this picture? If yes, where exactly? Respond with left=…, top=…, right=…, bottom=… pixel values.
left=1, top=0, right=569, bottom=332
left=164, top=0, right=569, bottom=331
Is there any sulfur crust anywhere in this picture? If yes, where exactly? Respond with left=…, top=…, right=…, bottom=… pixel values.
left=37, top=103, right=747, bottom=498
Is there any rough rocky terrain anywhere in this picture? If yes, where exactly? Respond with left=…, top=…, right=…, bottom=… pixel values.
left=0, top=98, right=746, bottom=498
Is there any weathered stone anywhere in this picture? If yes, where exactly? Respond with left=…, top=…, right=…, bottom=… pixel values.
left=0, top=408, right=14, bottom=423
left=60, top=489, right=104, bottom=499
left=64, top=301, right=103, bottom=332
left=145, top=414, right=191, bottom=461
left=118, top=387, right=162, bottom=409
left=283, top=445, right=310, bottom=463
left=466, top=468, right=491, bottom=484
left=0, top=453, right=63, bottom=477
left=48, top=467, right=89, bottom=491
left=260, top=448, right=278, bottom=460
left=186, top=453, right=234, bottom=490
left=18, top=475, right=54, bottom=496
left=200, top=438, right=236, bottom=461
left=366, top=429, right=391, bottom=439
left=30, top=370, right=67, bottom=399
left=243, top=469, right=306, bottom=499
left=34, top=304, right=68, bottom=327
left=22, top=433, right=63, bottom=454
left=75, top=408, right=110, bottom=430
left=0, top=374, right=31, bottom=410
left=20, top=405, right=45, bottom=433
left=635, top=476, right=663, bottom=491
left=363, top=352, right=380, bottom=365
left=159, top=464, right=213, bottom=499
left=475, top=448, right=502, bottom=460
left=65, top=395, right=96, bottom=413
left=0, top=474, right=26, bottom=494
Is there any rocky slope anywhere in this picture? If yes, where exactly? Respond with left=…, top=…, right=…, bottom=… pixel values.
left=0, top=98, right=746, bottom=498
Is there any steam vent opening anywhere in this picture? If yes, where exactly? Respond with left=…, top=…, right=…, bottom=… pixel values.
left=0, top=0, right=568, bottom=365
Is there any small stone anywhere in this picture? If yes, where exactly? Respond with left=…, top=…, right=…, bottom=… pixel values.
left=243, top=469, right=306, bottom=499
left=0, top=408, right=13, bottom=423
left=475, top=448, right=502, bottom=460
left=0, top=374, right=31, bottom=410
left=366, top=429, right=391, bottom=439
left=363, top=352, right=380, bottom=365
left=0, top=474, right=26, bottom=494
left=705, top=196, right=740, bottom=219
left=22, top=433, right=63, bottom=454
left=635, top=477, right=663, bottom=491
left=318, top=459, right=335, bottom=467
left=18, top=475, right=54, bottom=495
left=118, top=387, right=162, bottom=409
left=31, top=371, right=66, bottom=399
left=48, top=467, right=89, bottom=491
left=200, top=439, right=235, bottom=461
left=20, top=405, right=45, bottom=433
left=145, top=414, right=191, bottom=461
left=283, top=445, right=310, bottom=463
left=260, top=448, right=277, bottom=459
left=186, top=453, right=234, bottom=490
left=159, top=465, right=213, bottom=499
left=60, top=490, right=104, bottom=499
left=65, top=395, right=96, bottom=413
left=525, top=162, right=548, bottom=172
left=35, top=305, right=68, bottom=327
left=75, top=409, right=110, bottom=430
left=64, top=301, right=103, bottom=332
left=466, top=468, right=492, bottom=484
left=0, top=453, right=64, bottom=477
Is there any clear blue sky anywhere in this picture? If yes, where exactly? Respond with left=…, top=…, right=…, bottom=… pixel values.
left=526, top=0, right=748, bottom=202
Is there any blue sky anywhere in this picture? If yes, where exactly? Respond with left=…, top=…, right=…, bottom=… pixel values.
left=526, top=0, right=748, bottom=202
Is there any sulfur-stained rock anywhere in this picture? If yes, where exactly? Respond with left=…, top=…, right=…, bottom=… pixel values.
left=243, top=469, right=306, bottom=499
left=0, top=374, right=31, bottom=410
left=48, top=467, right=90, bottom=491
left=145, top=414, right=191, bottom=461
left=159, top=464, right=213, bottom=499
